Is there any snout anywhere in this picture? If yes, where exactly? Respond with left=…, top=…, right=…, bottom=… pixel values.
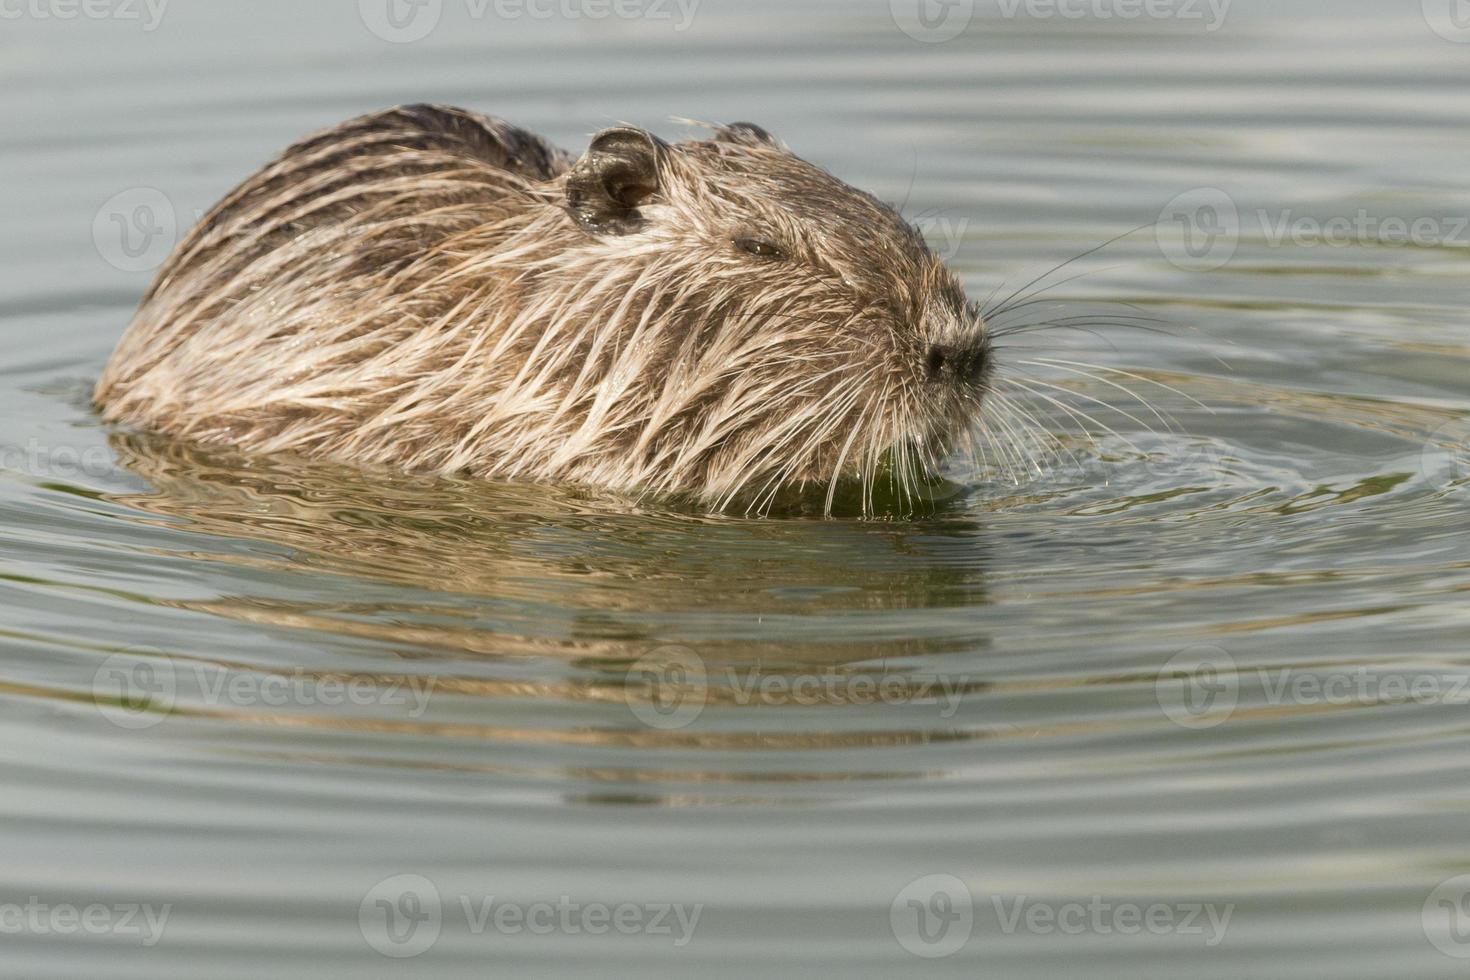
left=924, top=338, right=990, bottom=386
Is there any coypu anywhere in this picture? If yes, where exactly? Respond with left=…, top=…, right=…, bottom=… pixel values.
left=94, top=104, right=994, bottom=513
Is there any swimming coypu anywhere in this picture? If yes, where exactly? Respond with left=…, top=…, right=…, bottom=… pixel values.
left=95, top=104, right=994, bottom=513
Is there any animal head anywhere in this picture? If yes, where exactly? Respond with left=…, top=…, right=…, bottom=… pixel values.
left=545, top=121, right=992, bottom=511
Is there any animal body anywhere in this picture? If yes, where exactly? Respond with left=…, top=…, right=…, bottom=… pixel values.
left=95, top=104, right=992, bottom=512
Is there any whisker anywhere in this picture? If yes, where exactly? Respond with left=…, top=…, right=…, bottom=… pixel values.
left=1002, top=377, right=1151, bottom=455
left=1013, top=359, right=1179, bottom=433
left=981, top=222, right=1153, bottom=321
left=1027, top=358, right=1212, bottom=413
left=985, top=268, right=1118, bottom=323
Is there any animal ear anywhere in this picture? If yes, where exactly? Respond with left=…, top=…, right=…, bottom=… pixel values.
left=566, top=127, right=665, bottom=236
left=714, top=122, right=778, bottom=147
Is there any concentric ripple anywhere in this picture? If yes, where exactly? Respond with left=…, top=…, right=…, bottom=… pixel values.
left=2, top=2, right=1469, bottom=977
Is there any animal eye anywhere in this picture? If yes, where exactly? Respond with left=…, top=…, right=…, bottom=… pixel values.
left=734, top=237, right=785, bottom=260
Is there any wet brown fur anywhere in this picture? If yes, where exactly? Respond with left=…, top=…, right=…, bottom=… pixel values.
left=95, top=104, right=991, bottom=513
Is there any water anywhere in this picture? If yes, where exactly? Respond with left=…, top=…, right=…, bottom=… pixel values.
left=3, top=1, right=1469, bottom=976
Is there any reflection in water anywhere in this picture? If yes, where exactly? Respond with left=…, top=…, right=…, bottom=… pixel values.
left=92, top=429, right=1001, bottom=771
left=106, top=430, right=992, bottom=613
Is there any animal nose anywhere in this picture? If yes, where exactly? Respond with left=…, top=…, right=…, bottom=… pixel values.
left=925, top=342, right=988, bottom=385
